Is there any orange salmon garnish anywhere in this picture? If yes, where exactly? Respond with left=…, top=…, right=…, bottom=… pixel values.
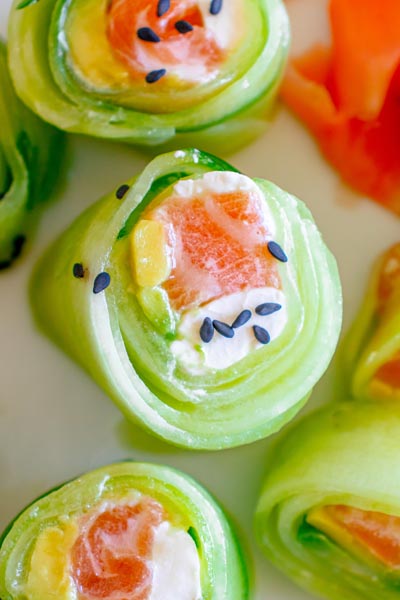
left=282, top=0, right=400, bottom=215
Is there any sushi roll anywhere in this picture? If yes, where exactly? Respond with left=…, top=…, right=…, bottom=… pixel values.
left=8, top=0, right=289, bottom=153
left=255, top=400, right=400, bottom=600
left=340, top=242, right=400, bottom=401
left=0, top=462, right=248, bottom=600
left=31, top=148, right=342, bottom=449
left=0, top=39, right=64, bottom=267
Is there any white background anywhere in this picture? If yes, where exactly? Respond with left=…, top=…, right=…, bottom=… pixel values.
left=0, top=1, right=399, bottom=599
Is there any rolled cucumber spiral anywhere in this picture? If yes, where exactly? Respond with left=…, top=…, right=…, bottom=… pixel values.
left=31, top=148, right=342, bottom=449
left=340, top=242, right=400, bottom=402
left=0, top=462, right=248, bottom=600
left=255, top=400, right=400, bottom=600
left=8, top=0, right=289, bottom=153
left=0, top=39, right=64, bottom=267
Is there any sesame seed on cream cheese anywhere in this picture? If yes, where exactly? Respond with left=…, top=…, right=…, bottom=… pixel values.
left=171, top=287, right=287, bottom=374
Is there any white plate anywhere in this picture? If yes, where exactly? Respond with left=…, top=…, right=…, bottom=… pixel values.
left=0, top=2, right=399, bottom=599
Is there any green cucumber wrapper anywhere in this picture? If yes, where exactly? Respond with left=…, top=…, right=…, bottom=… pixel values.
left=0, top=39, right=64, bottom=266
left=255, top=400, right=400, bottom=600
left=0, top=461, right=248, bottom=600
left=30, top=148, right=342, bottom=450
left=8, top=0, right=289, bottom=153
left=338, top=243, right=400, bottom=401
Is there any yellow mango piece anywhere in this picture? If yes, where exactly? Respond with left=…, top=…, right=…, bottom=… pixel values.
left=131, top=220, right=170, bottom=287
left=24, top=522, right=78, bottom=600
left=67, top=0, right=133, bottom=91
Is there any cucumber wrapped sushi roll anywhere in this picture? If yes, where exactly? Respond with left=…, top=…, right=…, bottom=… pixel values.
left=8, top=0, right=289, bottom=153
left=31, top=148, right=342, bottom=449
left=0, top=39, right=64, bottom=267
left=255, top=400, right=400, bottom=600
left=0, top=462, right=248, bottom=600
left=340, top=243, right=400, bottom=401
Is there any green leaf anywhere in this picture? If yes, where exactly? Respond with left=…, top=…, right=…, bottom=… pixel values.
left=117, top=171, right=189, bottom=240
left=16, top=0, right=39, bottom=9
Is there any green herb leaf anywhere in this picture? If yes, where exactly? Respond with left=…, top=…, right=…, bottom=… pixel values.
left=16, top=0, right=39, bottom=9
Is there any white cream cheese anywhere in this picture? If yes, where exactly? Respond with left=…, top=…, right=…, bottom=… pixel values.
left=171, top=287, right=287, bottom=374
left=199, top=0, right=245, bottom=51
left=150, top=522, right=202, bottom=600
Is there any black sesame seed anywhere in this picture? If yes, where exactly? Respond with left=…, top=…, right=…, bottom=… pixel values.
left=93, top=272, right=111, bottom=294
left=253, top=325, right=270, bottom=345
left=73, top=263, right=85, bottom=279
left=268, top=241, right=288, bottom=263
left=116, top=184, right=130, bottom=199
left=213, top=320, right=234, bottom=339
left=145, top=69, right=167, bottom=84
left=255, top=302, right=282, bottom=316
left=137, top=27, right=161, bottom=43
left=231, top=309, right=252, bottom=329
left=157, top=0, right=170, bottom=17
left=175, top=20, right=194, bottom=33
left=199, top=317, right=214, bottom=343
left=11, top=235, right=26, bottom=259
left=210, top=0, right=223, bottom=15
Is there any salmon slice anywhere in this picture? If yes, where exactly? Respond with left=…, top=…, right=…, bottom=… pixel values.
left=107, top=0, right=223, bottom=80
left=282, top=0, right=400, bottom=215
left=71, top=498, right=164, bottom=600
left=327, top=505, right=400, bottom=569
left=330, top=0, right=400, bottom=120
left=375, top=355, right=400, bottom=389
left=146, top=186, right=280, bottom=311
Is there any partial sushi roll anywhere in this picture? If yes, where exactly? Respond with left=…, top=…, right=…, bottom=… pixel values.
left=255, top=400, right=400, bottom=600
left=340, top=242, right=400, bottom=401
left=8, top=0, right=289, bottom=153
left=0, top=462, right=248, bottom=600
left=31, top=148, right=342, bottom=449
left=0, top=39, right=64, bottom=267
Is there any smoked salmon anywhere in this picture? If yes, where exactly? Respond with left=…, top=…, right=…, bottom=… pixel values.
left=72, top=499, right=164, bottom=599
left=145, top=181, right=280, bottom=311
left=282, top=0, right=400, bottom=215
left=107, top=0, right=222, bottom=82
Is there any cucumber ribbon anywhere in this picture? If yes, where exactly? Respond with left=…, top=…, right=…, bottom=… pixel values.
left=340, top=242, right=400, bottom=401
left=0, top=462, right=248, bottom=600
left=31, top=148, right=342, bottom=449
left=0, top=39, right=64, bottom=267
left=255, top=400, right=400, bottom=600
left=8, top=0, right=289, bottom=153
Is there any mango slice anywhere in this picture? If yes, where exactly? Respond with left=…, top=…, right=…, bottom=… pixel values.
left=131, top=219, right=170, bottom=288
left=25, top=522, right=78, bottom=600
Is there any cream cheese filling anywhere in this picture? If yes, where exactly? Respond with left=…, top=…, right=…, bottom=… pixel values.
left=150, top=522, right=202, bottom=600
left=171, top=287, right=287, bottom=374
